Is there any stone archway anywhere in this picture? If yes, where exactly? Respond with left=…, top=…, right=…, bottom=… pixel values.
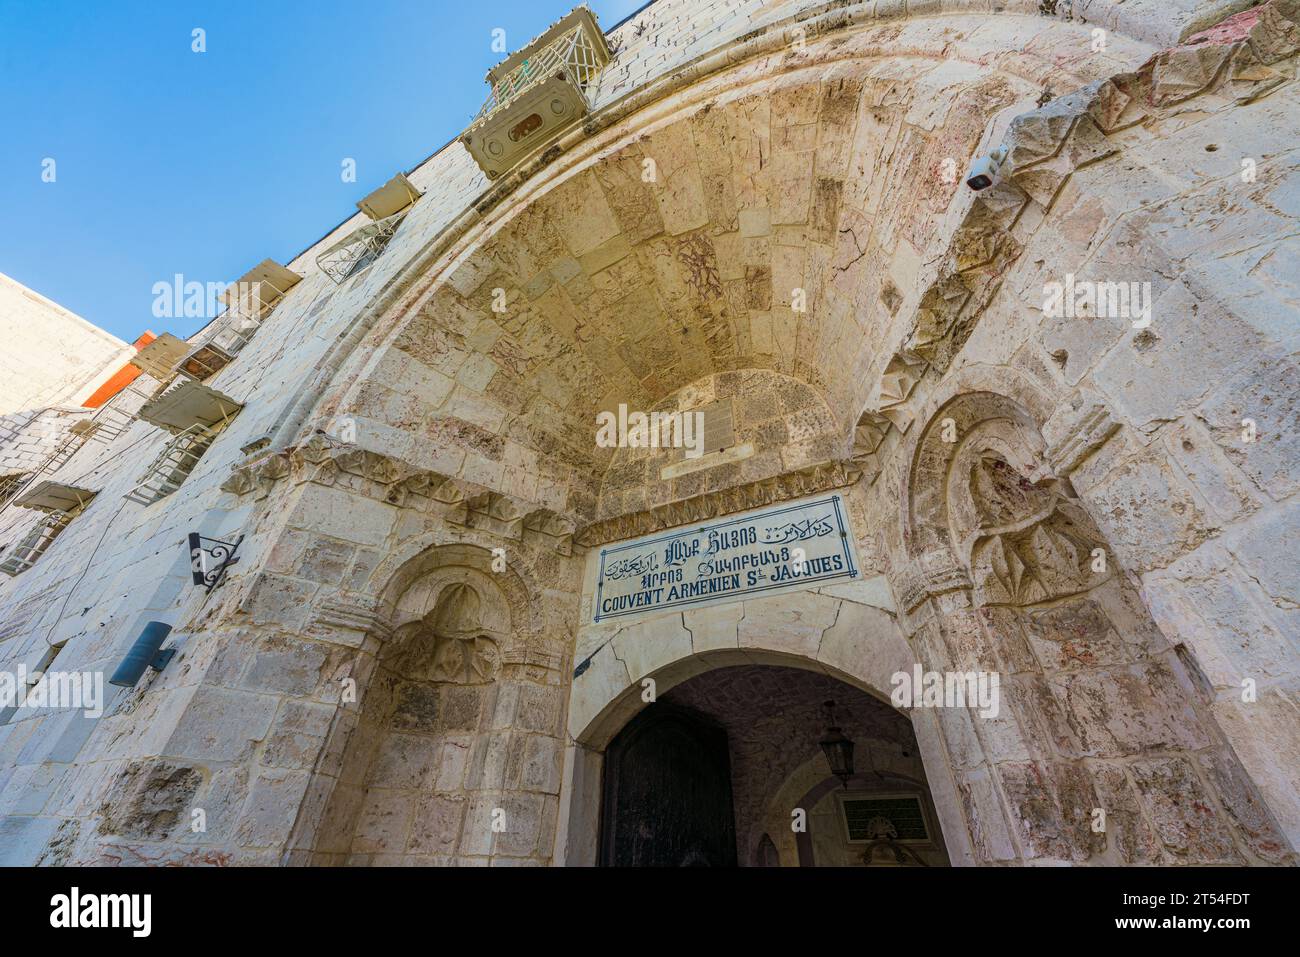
left=556, top=589, right=976, bottom=866
left=302, top=13, right=1151, bottom=540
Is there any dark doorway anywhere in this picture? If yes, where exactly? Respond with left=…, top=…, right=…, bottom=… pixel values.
left=600, top=703, right=737, bottom=867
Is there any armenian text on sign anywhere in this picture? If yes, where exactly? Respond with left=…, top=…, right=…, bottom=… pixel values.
left=592, top=494, right=860, bottom=623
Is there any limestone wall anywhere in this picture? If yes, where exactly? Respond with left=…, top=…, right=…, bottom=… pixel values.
left=0, top=273, right=135, bottom=416
left=0, top=0, right=1295, bottom=867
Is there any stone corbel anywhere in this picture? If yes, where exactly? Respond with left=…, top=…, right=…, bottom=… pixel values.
left=523, top=509, right=577, bottom=556
left=875, top=351, right=929, bottom=434
left=308, top=595, right=394, bottom=649
left=851, top=409, right=895, bottom=486
left=1042, top=400, right=1121, bottom=478
left=906, top=273, right=976, bottom=371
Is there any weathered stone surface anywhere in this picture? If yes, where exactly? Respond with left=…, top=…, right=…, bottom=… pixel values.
left=96, top=761, right=203, bottom=842
left=2, top=0, right=1297, bottom=870
left=1128, top=757, right=1240, bottom=863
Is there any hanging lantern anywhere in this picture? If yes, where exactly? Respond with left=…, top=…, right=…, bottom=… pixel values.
left=819, top=700, right=855, bottom=788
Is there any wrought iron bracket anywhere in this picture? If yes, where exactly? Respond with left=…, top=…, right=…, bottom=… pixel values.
left=188, top=532, right=244, bottom=593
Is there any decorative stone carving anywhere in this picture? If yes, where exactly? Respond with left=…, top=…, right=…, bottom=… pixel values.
left=1149, top=43, right=1237, bottom=106
left=850, top=409, right=894, bottom=485
left=573, top=459, right=861, bottom=547
left=876, top=352, right=928, bottom=433
left=309, top=596, right=394, bottom=647
left=905, top=273, right=977, bottom=373
left=970, top=498, right=1108, bottom=607
left=853, top=410, right=892, bottom=460
left=896, top=550, right=973, bottom=615
left=391, top=582, right=503, bottom=685
left=449, top=491, right=526, bottom=540
left=222, top=438, right=575, bottom=553
left=907, top=389, right=1116, bottom=610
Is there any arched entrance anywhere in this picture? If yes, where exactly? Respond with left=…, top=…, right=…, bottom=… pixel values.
left=556, top=586, right=976, bottom=866
left=597, top=664, right=951, bottom=867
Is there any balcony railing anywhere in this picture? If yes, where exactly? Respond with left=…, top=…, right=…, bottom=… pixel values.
left=0, top=509, right=77, bottom=576
left=316, top=210, right=408, bottom=285
left=124, top=423, right=222, bottom=505
left=178, top=260, right=302, bottom=380
left=471, top=22, right=605, bottom=130
left=0, top=473, right=28, bottom=509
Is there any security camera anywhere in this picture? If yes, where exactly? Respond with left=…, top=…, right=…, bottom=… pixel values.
left=965, top=148, right=1007, bottom=191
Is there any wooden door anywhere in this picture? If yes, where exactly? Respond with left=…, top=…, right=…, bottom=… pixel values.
left=600, top=704, right=737, bottom=867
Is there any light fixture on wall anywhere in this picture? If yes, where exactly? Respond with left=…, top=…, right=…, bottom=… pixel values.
left=819, top=700, right=855, bottom=788
left=109, top=621, right=176, bottom=688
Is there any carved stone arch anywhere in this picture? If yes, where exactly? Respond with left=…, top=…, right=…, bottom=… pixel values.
left=299, top=538, right=570, bottom=865
left=372, top=534, right=546, bottom=640
left=891, top=377, right=1294, bottom=865
left=904, top=382, right=1117, bottom=611
left=386, top=573, right=509, bottom=685
left=905, top=377, right=1055, bottom=560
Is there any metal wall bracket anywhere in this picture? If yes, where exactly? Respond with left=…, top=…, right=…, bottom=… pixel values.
left=188, top=532, right=244, bottom=593
left=150, top=647, right=177, bottom=671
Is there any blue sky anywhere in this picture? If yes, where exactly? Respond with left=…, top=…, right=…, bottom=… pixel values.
left=0, top=0, right=648, bottom=343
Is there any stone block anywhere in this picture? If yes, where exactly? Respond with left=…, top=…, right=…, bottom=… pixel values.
left=611, top=613, right=693, bottom=684
left=1050, top=662, right=1211, bottom=757
left=234, top=768, right=310, bottom=849
left=1128, top=756, right=1240, bottom=863
left=350, top=788, right=413, bottom=855
left=95, top=759, right=204, bottom=842
left=165, top=688, right=278, bottom=763
left=407, top=793, right=465, bottom=856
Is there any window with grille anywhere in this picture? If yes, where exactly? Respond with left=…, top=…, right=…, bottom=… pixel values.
left=0, top=641, right=65, bottom=725
left=0, top=473, right=29, bottom=509
left=124, top=423, right=224, bottom=505
left=0, top=507, right=81, bottom=577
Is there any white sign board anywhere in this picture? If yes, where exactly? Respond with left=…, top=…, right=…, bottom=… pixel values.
left=592, top=493, right=860, bottom=623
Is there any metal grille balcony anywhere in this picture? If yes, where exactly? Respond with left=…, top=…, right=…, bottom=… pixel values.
left=179, top=260, right=302, bottom=379
left=0, top=425, right=99, bottom=521
left=124, top=423, right=222, bottom=505
left=70, top=383, right=154, bottom=445
left=0, top=432, right=93, bottom=517
left=0, top=473, right=28, bottom=509
left=0, top=509, right=77, bottom=576
left=461, top=6, right=610, bottom=180
left=472, top=21, right=605, bottom=129
left=316, top=210, right=408, bottom=285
